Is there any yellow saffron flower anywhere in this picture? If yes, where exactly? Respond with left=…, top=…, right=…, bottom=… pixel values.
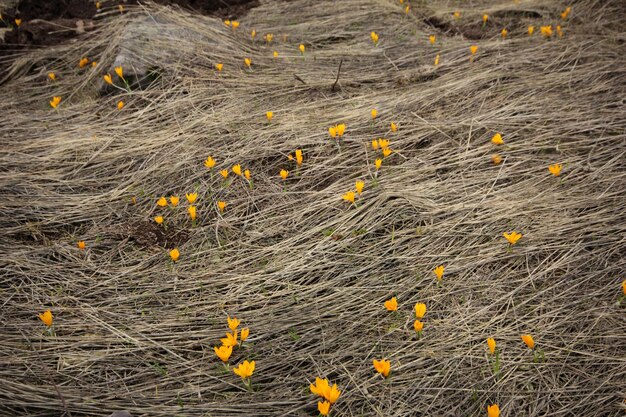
left=310, top=377, right=330, bottom=397
left=414, top=303, right=426, bottom=318
left=266, top=111, right=273, bottom=122
left=375, top=159, right=382, bottom=170
left=117, top=101, right=124, bottom=110
left=92, top=61, right=98, bottom=68
left=390, top=122, right=397, bottom=132
left=470, top=45, right=478, bottom=55
left=48, top=72, right=56, bottom=81
left=373, top=359, right=391, bottom=377
left=221, top=331, right=238, bottom=347
left=273, top=51, right=279, bottom=58
left=433, top=265, right=444, bottom=281
left=549, top=163, right=562, bottom=177
left=186, top=192, right=198, bottom=204
left=491, top=133, right=504, bottom=145
left=38, top=310, right=53, bottom=327
left=372, top=140, right=379, bottom=150
left=231, top=21, right=239, bottom=30
left=342, top=190, right=355, bottom=204
left=434, top=54, right=440, bottom=66
left=240, top=328, right=250, bottom=342
left=214, top=344, right=232, bottom=362
left=378, top=138, right=389, bottom=149
left=15, top=18, right=22, bottom=26
left=77, top=241, right=86, bottom=250
left=336, top=123, right=346, bottom=136
left=483, top=14, right=489, bottom=24
left=169, top=248, right=180, bottom=262
left=157, top=197, right=168, bottom=207
left=188, top=206, right=196, bottom=221
left=224, top=20, right=231, bottom=26
left=561, top=6, right=571, bottom=20
left=251, top=29, right=256, bottom=39
left=528, top=26, right=535, bottom=36
left=295, top=149, right=303, bottom=166
left=382, top=148, right=392, bottom=158
left=169, top=196, right=179, bottom=206
left=154, top=216, right=164, bottom=225
left=79, top=57, right=89, bottom=68
left=355, top=181, right=364, bottom=195
left=280, top=169, right=289, bottom=180
left=49, top=96, right=61, bottom=109
left=487, top=338, right=496, bottom=354
left=244, top=169, right=251, bottom=180
left=204, top=156, right=216, bottom=169
left=453, top=11, right=461, bottom=19
left=317, top=401, right=330, bottom=416
left=233, top=360, right=255, bottom=379
left=232, top=164, right=242, bottom=176
left=114, top=66, right=123, bottom=79
left=556, top=25, right=563, bottom=38
left=220, top=169, right=229, bottom=179
left=299, top=44, right=305, bottom=54
left=371, top=109, right=378, bottom=120
left=370, top=31, right=379, bottom=44
left=328, top=125, right=337, bottom=138
left=503, top=231, right=522, bottom=245
left=227, top=316, right=240, bottom=331
left=501, top=28, right=508, bottom=39
left=492, top=154, right=502, bottom=165
left=323, top=384, right=341, bottom=404
left=405, top=5, right=410, bottom=14
left=215, top=63, right=223, bottom=72
left=521, top=334, right=535, bottom=349
left=244, top=58, right=252, bottom=68
left=414, top=319, right=424, bottom=332
left=103, top=74, right=113, bottom=85
left=217, top=201, right=226, bottom=212
left=540, top=25, right=553, bottom=37
left=429, top=35, right=436, bottom=45
left=265, top=33, right=273, bottom=43
left=384, top=296, right=398, bottom=311
left=488, top=404, right=500, bottom=417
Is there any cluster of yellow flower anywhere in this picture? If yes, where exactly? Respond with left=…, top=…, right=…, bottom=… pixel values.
left=309, top=377, right=341, bottom=416
left=214, top=317, right=253, bottom=387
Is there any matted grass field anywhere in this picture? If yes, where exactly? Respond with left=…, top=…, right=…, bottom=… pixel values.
left=1, top=0, right=625, bottom=416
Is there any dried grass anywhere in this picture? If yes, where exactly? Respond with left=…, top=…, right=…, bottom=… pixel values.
left=1, top=0, right=625, bottom=416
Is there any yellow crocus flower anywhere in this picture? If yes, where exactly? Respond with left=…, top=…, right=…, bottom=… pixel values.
left=233, top=360, right=255, bottom=379
left=38, top=310, right=53, bottom=327
left=521, top=334, right=534, bottom=349
left=384, top=296, right=397, bottom=311
left=214, top=344, right=232, bottom=362
left=373, top=359, right=391, bottom=377
left=186, top=192, right=198, bottom=204
left=503, top=231, right=522, bottom=245
left=227, top=316, right=240, bottom=331
left=433, top=265, right=444, bottom=280
left=204, top=156, right=216, bottom=169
